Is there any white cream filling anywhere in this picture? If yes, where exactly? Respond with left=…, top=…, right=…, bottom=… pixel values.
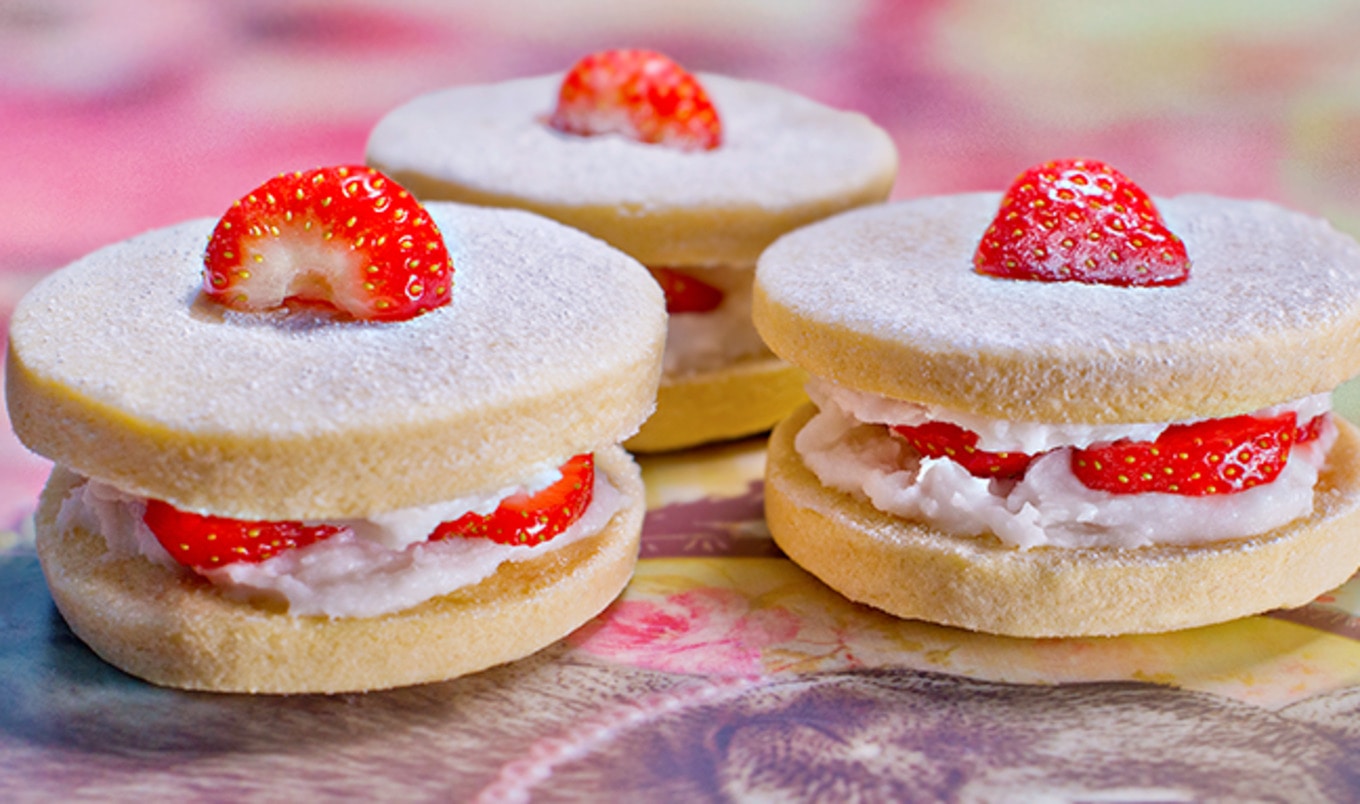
left=798, top=379, right=1335, bottom=550
left=661, top=266, right=771, bottom=377
left=58, top=464, right=625, bottom=618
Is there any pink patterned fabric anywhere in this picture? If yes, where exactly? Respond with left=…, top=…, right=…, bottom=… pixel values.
left=571, top=588, right=801, bottom=675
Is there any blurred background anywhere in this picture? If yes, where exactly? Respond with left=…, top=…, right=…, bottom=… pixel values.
left=2, top=0, right=1360, bottom=522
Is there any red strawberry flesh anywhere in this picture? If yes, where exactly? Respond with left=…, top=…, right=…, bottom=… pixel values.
left=1071, top=413, right=1325, bottom=496
left=889, top=411, right=1325, bottom=497
left=974, top=158, right=1189, bottom=287
left=548, top=49, right=722, bottom=151
left=203, top=165, right=454, bottom=322
left=892, top=421, right=1033, bottom=480
left=144, top=454, right=596, bottom=571
left=648, top=267, right=724, bottom=313
left=432, top=453, right=595, bottom=546
left=144, top=501, right=343, bottom=571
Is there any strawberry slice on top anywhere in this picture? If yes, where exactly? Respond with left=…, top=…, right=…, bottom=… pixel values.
left=548, top=48, right=722, bottom=151
left=143, top=454, right=596, bottom=572
left=1071, top=412, right=1326, bottom=496
left=203, top=165, right=454, bottom=322
left=974, top=158, right=1189, bottom=287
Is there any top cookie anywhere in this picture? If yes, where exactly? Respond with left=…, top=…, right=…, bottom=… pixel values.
left=753, top=192, right=1360, bottom=424
left=365, top=73, right=898, bottom=267
left=7, top=202, right=666, bottom=519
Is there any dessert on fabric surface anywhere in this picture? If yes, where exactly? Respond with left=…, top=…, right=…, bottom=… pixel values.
left=365, top=48, right=899, bottom=452
left=5, top=166, right=667, bottom=693
left=753, top=158, right=1360, bottom=637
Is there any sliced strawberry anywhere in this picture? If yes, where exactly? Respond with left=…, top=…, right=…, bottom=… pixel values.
left=1070, top=412, right=1316, bottom=496
left=144, top=454, right=596, bottom=571
left=892, top=421, right=1034, bottom=480
left=548, top=49, right=722, bottom=151
left=432, top=453, right=595, bottom=547
left=974, top=158, right=1189, bottom=287
left=648, top=267, right=724, bottom=314
left=1297, top=413, right=1328, bottom=444
left=203, top=165, right=454, bottom=321
left=144, top=501, right=343, bottom=571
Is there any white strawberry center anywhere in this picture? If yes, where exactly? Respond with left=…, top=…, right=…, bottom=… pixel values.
left=235, top=222, right=364, bottom=314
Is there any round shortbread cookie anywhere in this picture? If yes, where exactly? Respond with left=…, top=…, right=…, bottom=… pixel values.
left=35, top=445, right=644, bottom=694
left=754, top=194, right=1360, bottom=424
left=7, top=203, right=666, bottom=520
left=765, top=404, right=1360, bottom=637
left=365, top=73, right=898, bottom=268
left=625, top=354, right=807, bottom=453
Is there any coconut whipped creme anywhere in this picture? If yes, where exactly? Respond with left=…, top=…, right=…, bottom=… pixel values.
left=798, top=378, right=1335, bottom=550
left=58, top=462, right=625, bottom=618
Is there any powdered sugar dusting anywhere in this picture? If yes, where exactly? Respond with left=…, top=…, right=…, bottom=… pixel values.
left=10, top=203, right=663, bottom=438
left=756, top=193, right=1360, bottom=420
left=365, top=73, right=898, bottom=213
left=761, top=193, right=1360, bottom=354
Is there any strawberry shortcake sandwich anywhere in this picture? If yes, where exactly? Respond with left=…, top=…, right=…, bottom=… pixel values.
left=754, top=158, right=1360, bottom=637
left=365, top=49, right=898, bottom=451
left=6, top=166, right=666, bottom=692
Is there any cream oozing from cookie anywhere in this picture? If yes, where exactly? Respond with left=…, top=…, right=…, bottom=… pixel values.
left=660, top=266, right=770, bottom=376
left=58, top=463, right=626, bottom=618
left=796, top=379, right=1335, bottom=550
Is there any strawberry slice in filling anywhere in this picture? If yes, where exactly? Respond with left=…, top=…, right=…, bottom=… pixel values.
left=144, top=454, right=596, bottom=572
left=143, top=503, right=344, bottom=570
left=430, top=454, right=595, bottom=546
left=1071, top=413, right=1319, bottom=496
left=893, top=411, right=1328, bottom=498
left=648, top=267, right=724, bottom=314
left=892, top=421, right=1031, bottom=480
left=797, top=379, right=1338, bottom=549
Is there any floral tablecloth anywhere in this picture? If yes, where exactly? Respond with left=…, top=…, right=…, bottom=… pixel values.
left=4, top=0, right=1360, bottom=799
